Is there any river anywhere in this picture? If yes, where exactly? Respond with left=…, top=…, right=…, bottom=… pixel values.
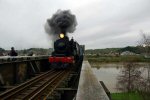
left=91, top=63, right=150, bottom=93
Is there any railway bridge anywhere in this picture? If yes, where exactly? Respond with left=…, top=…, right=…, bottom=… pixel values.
left=0, top=56, right=110, bottom=100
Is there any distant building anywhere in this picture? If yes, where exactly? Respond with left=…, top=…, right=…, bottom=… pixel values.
left=121, top=51, right=137, bottom=56
left=144, top=54, right=150, bottom=58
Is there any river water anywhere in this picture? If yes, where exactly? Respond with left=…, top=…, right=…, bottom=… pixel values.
left=91, top=63, right=150, bottom=93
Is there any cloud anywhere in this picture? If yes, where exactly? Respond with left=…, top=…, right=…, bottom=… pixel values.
left=72, top=0, right=150, bottom=49
left=0, top=0, right=150, bottom=49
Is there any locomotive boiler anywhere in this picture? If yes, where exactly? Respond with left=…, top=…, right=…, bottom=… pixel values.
left=49, top=33, right=83, bottom=69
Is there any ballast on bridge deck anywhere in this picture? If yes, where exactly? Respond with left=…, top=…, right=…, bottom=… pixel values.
left=76, top=61, right=109, bottom=100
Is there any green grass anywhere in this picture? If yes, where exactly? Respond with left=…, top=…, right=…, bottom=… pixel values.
left=111, top=92, right=143, bottom=100
left=86, top=55, right=150, bottom=63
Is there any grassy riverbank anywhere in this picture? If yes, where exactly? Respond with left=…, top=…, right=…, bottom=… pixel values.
left=111, top=92, right=143, bottom=100
left=86, top=55, right=150, bottom=64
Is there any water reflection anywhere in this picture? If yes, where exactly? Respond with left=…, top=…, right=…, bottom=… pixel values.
left=91, top=63, right=150, bottom=93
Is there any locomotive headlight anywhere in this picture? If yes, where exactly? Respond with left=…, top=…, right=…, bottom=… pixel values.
left=59, top=33, right=64, bottom=38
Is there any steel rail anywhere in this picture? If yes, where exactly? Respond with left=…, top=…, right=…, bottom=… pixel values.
left=43, top=70, right=71, bottom=100
left=31, top=71, right=66, bottom=99
left=0, top=68, right=73, bottom=100
left=0, top=70, right=55, bottom=99
left=21, top=71, right=64, bottom=100
left=30, top=69, right=71, bottom=100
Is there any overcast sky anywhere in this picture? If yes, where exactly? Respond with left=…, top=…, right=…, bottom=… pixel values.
left=0, top=0, right=150, bottom=50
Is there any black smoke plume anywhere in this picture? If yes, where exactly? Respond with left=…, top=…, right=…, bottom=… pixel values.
left=45, top=9, right=77, bottom=40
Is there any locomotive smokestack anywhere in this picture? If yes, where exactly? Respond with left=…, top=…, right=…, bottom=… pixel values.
left=45, top=9, right=77, bottom=40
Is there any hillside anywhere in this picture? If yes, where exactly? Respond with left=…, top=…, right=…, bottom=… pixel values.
left=85, top=46, right=147, bottom=55
left=85, top=48, right=121, bottom=54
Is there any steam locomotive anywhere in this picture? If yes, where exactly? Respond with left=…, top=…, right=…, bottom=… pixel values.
left=49, top=33, right=84, bottom=69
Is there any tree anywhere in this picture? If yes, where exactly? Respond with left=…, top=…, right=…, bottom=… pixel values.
left=137, top=31, right=150, bottom=100
left=139, top=31, right=150, bottom=56
left=116, top=62, right=143, bottom=92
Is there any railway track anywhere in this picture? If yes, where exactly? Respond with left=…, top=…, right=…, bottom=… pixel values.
left=0, top=69, right=71, bottom=100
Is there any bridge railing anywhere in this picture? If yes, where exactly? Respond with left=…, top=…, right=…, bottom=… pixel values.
left=0, top=56, right=50, bottom=87
left=0, top=56, right=49, bottom=64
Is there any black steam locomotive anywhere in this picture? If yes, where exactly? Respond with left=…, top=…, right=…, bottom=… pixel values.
left=49, top=33, right=84, bottom=69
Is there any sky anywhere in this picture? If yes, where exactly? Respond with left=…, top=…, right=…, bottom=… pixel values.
left=0, top=0, right=150, bottom=50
